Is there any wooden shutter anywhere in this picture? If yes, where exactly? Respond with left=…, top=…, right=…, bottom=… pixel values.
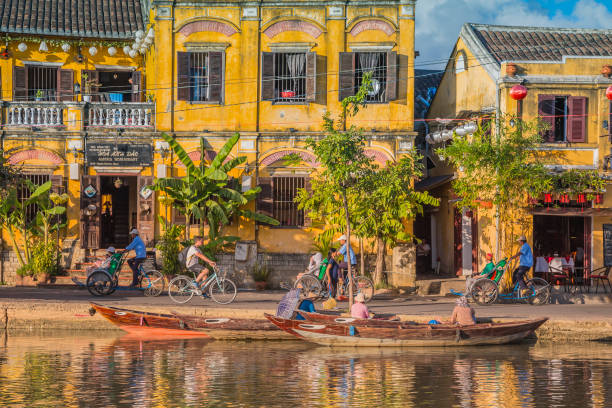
left=303, top=176, right=312, bottom=227
left=567, top=96, right=587, bottom=143
left=50, top=175, right=64, bottom=194
left=137, top=176, right=155, bottom=247
left=57, top=69, right=74, bottom=102
left=256, top=177, right=274, bottom=220
left=13, top=66, right=27, bottom=101
left=80, top=176, right=101, bottom=249
left=261, top=52, right=275, bottom=101
left=208, top=51, right=224, bottom=103
left=339, top=52, right=355, bottom=101
left=82, top=70, right=100, bottom=102
left=177, top=52, right=190, bottom=101
left=538, top=95, right=556, bottom=142
left=305, top=52, right=316, bottom=102
left=131, top=70, right=142, bottom=102
left=386, top=51, right=398, bottom=102
left=173, top=207, right=186, bottom=225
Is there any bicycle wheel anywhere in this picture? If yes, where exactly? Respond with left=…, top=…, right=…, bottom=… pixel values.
left=294, top=275, right=322, bottom=298
left=140, top=270, right=165, bottom=297
left=527, top=278, right=551, bottom=306
left=470, top=279, right=498, bottom=305
left=353, top=276, right=375, bottom=303
left=209, top=278, right=237, bottom=305
left=87, top=271, right=114, bottom=296
left=168, top=275, right=195, bottom=304
left=108, top=274, right=119, bottom=295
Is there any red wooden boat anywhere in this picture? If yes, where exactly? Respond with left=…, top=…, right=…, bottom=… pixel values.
left=264, top=313, right=548, bottom=347
left=298, top=311, right=403, bottom=327
left=90, top=303, right=287, bottom=339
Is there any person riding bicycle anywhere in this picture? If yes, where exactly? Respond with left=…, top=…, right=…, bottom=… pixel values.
left=335, top=235, right=357, bottom=288
left=125, top=229, right=147, bottom=287
left=509, top=235, right=533, bottom=294
left=188, top=236, right=217, bottom=287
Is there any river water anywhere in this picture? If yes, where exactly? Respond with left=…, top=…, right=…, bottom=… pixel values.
left=0, top=332, right=610, bottom=407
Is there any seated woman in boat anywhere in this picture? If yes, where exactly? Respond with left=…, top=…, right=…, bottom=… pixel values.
left=295, top=292, right=317, bottom=320
left=350, top=293, right=372, bottom=319
left=450, top=296, right=477, bottom=326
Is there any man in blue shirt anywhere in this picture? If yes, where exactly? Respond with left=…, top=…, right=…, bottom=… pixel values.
left=125, top=228, right=147, bottom=287
left=336, top=235, right=357, bottom=287
left=510, top=235, right=533, bottom=291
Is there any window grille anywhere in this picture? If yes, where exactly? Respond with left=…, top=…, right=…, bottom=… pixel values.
left=274, top=53, right=307, bottom=103
left=17, top=174, right=50, bottom=224
left=273, top=177, right=304, bottom=227
left=355, top=52, right=387, bottom=103
left=27, top=66, right=57, bottom=101
left=189, top=52, right=209, bottom=102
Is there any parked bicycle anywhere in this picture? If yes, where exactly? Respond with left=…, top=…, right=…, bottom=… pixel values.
left=168, top=266, right=237, bottom=305
left=86, top=252, right=165, bottom=297
left=470, top=258, right=551, bottom=306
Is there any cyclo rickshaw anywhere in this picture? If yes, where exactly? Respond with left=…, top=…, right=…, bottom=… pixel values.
left=86, top=251, right=164, bottom=297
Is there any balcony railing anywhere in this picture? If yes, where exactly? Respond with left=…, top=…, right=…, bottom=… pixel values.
left=87, top=102, right=155, bottom=129
left=5, top=102, right=65, bottom=127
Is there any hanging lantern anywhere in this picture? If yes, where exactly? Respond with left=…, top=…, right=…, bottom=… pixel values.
left=441, top=130, right=453, bottom=141
left=595, top=194, right=603, bottom=205
left=123, top=45, right=131, bottom=55
left=606, top=85, right=612, bottom=101
left=431, top=131, right=442, bottom=143
left=129, top=49, right=138, bottom=58
left=107, top=46, right=117, bottom=56
left=455, top=125, right=467, bottom=136
left=144, top=37, right=153, bottom=46
left=61, top=43, right=71, bottom=52
left=510, top=84, right=528, bottom=101
left=89, top=46, right=98, bottom=56
left=544, top=193, right=553, bottom=204
left=113, top=178, right=123, bottom=189
left=464, top=122, right=478, bottom=134
left=559, top=193, right=570, bottom=204
left=39, top=41, right=48, bottom=52
left=135, top=30, right=144, bottom=39
left=17, top=42, right=27, bottom=52
left=577, top=193, right=586, bottom=204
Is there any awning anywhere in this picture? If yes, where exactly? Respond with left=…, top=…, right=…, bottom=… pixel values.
left=530, top=208, right=612, bottom=216
left=415, top=174, right=454, bottom=192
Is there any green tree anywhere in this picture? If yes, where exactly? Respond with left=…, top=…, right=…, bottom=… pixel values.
left=153, top=132, right=278, bottom=255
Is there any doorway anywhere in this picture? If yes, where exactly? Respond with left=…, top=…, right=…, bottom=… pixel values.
left=533, top=215, right=591, bottom=269
left=100, top=176, right=138, bottom=248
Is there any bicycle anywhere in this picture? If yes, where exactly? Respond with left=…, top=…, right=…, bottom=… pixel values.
left=168, top=266, right=237, bottom=305
left=470, top=258, right=551, bottom=306
left=294, top=266, right=374, bottom=303
left=86, top=252, right=165, bottom=297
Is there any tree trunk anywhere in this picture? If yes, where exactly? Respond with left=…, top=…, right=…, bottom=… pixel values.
left=342, top=189, right=353, bottom=308
left=359, top=238, right=364, bottom=276
left=373, top=237, right=386, bottom=285
left=185, top=210, right=191, bottom=241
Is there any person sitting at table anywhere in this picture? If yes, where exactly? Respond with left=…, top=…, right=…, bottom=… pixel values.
left=549, top=253, right=567, bottom=272
left=535, top=255, right=549, bottom=275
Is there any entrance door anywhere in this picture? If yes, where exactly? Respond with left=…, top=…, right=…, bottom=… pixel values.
left=533, top=215, right=590, bottom=264
left=99, top=176, right=138, bottom=248
left=80, top=176, right=101, bottom=249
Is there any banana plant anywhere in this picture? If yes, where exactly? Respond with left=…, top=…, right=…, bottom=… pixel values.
left=153, top=132, right=279, bottom=250
left=24, top=180, right=68, bottom=245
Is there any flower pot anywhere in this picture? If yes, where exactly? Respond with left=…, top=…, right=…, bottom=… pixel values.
left=506, top=63, right=517, bottom=76
left=37, top=273, right=50, bottom=284
left=16, top=275, right=36, bottom=286
left=82, top=95, right=91, bottom=102
left=254, top=281, right=267, bottom=291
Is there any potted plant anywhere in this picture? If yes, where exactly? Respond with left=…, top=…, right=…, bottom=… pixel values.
left=251, top=262, right=271, bottom=291
left=35, top=90, right=43, bottom=101
left=81, top=73, right=101, bottom=102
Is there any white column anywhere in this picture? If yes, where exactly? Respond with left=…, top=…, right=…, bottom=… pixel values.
left=430, top=214, right=438, bottom=270
left=462, top=209, right=473, bottom=277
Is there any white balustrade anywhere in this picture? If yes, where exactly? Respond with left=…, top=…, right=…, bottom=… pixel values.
left=6, top=102, right=65, bottom=127
left=88, top=103, right=155, bottom=128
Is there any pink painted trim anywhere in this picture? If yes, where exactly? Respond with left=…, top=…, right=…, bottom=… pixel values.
left=7, top=149, right=64, bottom=165
left=179, top=20, right=238, bottom=37
left=365, top=149, right=392, bottom=165
left=264, top=20, right=323, bottom=39
left=260, top=150, right=318, bottom=167
left=350, top=20, right=395, bottom=37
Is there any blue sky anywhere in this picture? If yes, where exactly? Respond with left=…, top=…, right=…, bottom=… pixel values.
left=416, top=0, right=612, bottom=69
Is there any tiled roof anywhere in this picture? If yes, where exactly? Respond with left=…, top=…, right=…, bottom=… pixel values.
left=0, top=0, right=147, bottom=39
left=467, top=23, right=612, bottom=63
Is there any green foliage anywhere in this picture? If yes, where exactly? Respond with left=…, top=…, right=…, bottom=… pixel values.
left=16, top=264, right=34, bottom=277
left=30, top=241, right=60, bottom=276
left=552, top=169, right=605, bottom=198
left=155, top=217, right=185, bottom=276
left=312, top=229, right=336, bottom=256
left=251, top=262, right=272, bottom=283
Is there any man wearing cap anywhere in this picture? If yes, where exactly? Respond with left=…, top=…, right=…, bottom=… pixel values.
left=335, top=235, right=357, bottom=286
left=510, top=235, right=533, bottom=292
left=125, top=228, right=147, bottom=287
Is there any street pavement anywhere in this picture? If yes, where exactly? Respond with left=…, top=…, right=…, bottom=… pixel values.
left=1, top=286, right=610, bottom=322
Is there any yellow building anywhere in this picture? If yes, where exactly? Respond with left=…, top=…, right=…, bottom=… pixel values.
left=420, top=23, right=612, bottom=280
left=0, top=0, right=419, bottom=285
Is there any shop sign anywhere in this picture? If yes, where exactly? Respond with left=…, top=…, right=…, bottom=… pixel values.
left=86, top=143, right=152, bottom=167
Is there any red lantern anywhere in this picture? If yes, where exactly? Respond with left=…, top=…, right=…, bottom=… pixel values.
left=544, top=193, right=553, bottom=204
left=560, top=194, right=570, bottom=204
left=0, top=48, right=8, bottom=60
left=577, top=193, right=586, bottom=204
left=606, top=85, right=612, bottom=101
left=595, top=194, right=603, bottom=205
left=510, top=85, right=528, bottom=101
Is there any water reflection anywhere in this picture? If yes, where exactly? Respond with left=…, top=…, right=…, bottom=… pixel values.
left=0, top=332, right=610, bottom=407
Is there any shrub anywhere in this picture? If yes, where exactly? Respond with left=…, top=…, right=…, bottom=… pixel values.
left=251, top=262, right=271, bottom=283
left=31, top=241, right=59, bottom=276
left=156, top=223, right=185, bottom=276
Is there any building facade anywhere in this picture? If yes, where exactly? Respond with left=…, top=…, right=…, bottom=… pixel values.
left=420, top=23, right=612, bottom=278
left=0, top=0, right=418, bottom=284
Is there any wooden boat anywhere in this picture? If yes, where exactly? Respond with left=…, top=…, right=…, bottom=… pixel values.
left=298, top=311, right=404, bottom=328
left=90, top=303, right=288, bottom=339
left=264, top=313, right=549, bottom=347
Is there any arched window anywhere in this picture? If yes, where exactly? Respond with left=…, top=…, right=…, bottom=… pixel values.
left=455, top=53, right=466, bottom=74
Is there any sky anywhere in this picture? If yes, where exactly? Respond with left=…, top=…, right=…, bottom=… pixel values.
left=415, top=0, right=612, bottom=69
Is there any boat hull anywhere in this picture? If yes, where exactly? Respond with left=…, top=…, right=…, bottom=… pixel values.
left=264, top=314, right=548, bottom=347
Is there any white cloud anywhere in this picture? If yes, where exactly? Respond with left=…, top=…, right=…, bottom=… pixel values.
left=415, top=0, right=612, bottom=69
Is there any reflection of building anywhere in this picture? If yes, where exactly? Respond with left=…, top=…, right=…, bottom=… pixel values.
left=1, top=1, right=418, bottom=282
left=420, top=23, right=612, bottom=276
